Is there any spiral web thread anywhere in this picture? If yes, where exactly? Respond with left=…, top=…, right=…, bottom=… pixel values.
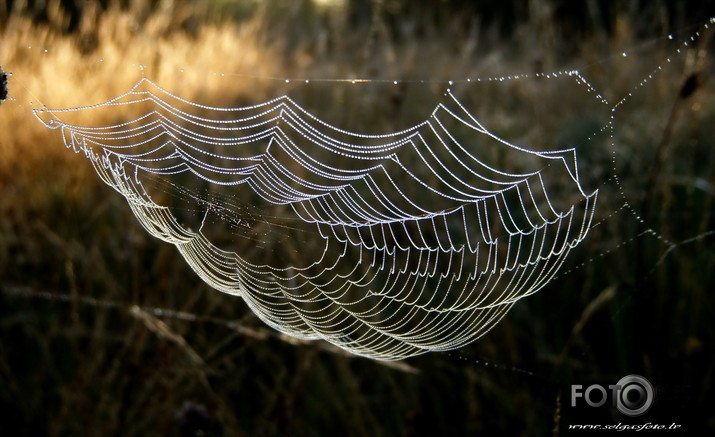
left=33, top=73, right=603, bottom=360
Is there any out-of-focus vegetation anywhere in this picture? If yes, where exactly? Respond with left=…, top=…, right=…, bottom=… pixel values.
left=0, top=0, right=713, bottom=435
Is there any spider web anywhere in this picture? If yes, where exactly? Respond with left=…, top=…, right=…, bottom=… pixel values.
left=34, top=72, right=603, bottom=360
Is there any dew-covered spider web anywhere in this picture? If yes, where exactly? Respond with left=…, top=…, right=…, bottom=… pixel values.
left=32, top=18, right=714, bottom=360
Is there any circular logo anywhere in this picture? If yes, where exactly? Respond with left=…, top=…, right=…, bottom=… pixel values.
left=616, top=374, right=654, bottom=417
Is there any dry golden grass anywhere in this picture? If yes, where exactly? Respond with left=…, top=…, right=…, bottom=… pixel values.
left=0, top=6, right=288, bottom=212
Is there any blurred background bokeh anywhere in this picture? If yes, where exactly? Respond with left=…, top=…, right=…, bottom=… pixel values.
left=1, top=1, right=713, bottom=435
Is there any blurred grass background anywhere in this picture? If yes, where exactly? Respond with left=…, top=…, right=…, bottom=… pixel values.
left=0, top=0, right=714, bottom=435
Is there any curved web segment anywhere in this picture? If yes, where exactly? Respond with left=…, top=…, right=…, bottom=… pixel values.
left=36, top=78, right=597, bottom=360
